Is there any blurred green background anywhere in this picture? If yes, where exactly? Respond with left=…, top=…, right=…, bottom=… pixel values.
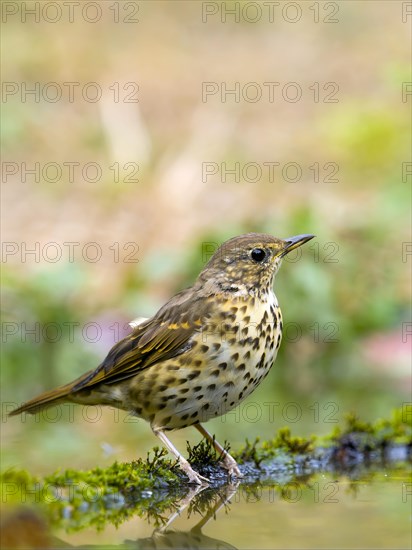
left=1, top=1, right=410, bottom=477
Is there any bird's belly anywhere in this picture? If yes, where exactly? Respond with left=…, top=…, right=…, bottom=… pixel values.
left=126, top=296, right=282, bottom=430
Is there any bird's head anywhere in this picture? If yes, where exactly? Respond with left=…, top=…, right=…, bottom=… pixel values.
left=198, top=233, right=315, bottom=296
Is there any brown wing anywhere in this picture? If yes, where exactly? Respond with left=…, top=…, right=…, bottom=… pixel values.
left=71, top=287, right=211, bottom=391
left=9, top=287, right=213, bottom=417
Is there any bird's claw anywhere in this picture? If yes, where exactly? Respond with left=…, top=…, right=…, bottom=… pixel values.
left=189, top=472, right=210, bottom=485
left=179, top=459, right=210, bottom=485
left=221, top=455, right=244, bottom=479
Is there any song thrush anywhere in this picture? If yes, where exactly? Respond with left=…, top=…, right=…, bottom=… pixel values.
left=10, top=233, right=314, bottom=484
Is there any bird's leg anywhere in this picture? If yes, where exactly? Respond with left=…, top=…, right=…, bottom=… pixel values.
left=193, top=481, right=240, bottom=533
left=194, top=424, right=244, bottom=478
left=152, top=428, right=210, bottom=485
left=156, top=484, right=207, bottom=534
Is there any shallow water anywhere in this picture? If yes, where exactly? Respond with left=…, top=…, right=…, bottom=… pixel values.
left=3, top=463, right=409, bottom=549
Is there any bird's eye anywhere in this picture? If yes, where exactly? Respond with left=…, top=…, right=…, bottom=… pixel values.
left=250, top=248, right=267, bottom=262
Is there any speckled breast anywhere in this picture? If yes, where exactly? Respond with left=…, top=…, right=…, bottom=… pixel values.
left=126, top=291, right=283, bottom=431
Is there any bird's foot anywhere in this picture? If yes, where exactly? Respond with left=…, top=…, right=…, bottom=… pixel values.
left=220, top=454, right=244, bottom=479
left=179, top=458, right=210, bottom=485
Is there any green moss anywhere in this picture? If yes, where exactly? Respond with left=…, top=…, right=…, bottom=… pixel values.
left=323, top=406, right=412, bottom=448
left=1, top=449, right=185, bottom=532
left=0, top=469, right=42, bottom=505
left=269, top=427, right=316, bottom=454
left=186, top=437, right=226, bottom=467
left=235, top=437, right=263, bottom=466
left=373, top=407, right=412, bottom=444
left=235, top=429, right=316, bottom=466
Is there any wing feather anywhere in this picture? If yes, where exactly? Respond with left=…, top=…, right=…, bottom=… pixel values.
left=71, top=289, right=211, bottom=392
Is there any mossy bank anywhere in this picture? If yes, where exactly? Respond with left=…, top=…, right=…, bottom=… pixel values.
left=1, top=407, right=410, bottom=533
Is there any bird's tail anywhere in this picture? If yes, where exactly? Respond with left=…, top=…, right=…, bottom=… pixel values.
left=9, top=381, right=77, bottom=416
left=11, top=357, right=106, bottom=416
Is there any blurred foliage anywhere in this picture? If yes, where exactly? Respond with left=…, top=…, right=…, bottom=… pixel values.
left=2, top=266, right=99, bottom=395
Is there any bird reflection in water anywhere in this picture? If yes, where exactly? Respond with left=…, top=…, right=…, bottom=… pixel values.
left=126, top=482, right=239, bottom=550
left=44, top=482, right=239, bottom=550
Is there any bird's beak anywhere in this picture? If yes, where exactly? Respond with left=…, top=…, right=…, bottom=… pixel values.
left=279, top=234, right=315, bottom=257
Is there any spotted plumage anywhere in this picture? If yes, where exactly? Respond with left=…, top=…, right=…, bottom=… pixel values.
left=10, top=232, right=314, bottom=484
